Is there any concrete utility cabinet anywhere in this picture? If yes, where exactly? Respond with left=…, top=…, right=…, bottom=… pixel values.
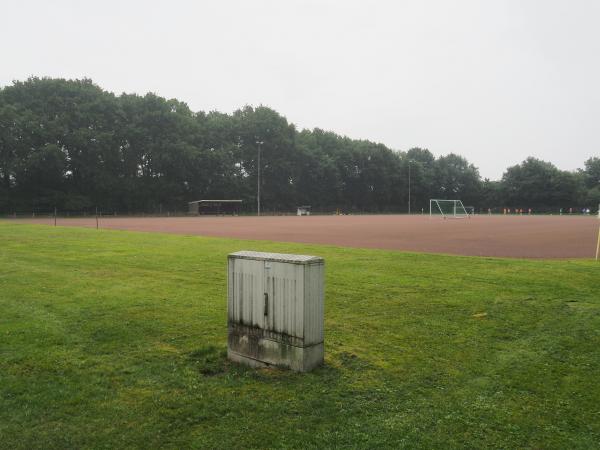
left=227, top=251, right=324, bottom=372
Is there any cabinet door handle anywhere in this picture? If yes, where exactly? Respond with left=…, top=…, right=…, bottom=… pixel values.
left=264, top=292, right=268, bottom=316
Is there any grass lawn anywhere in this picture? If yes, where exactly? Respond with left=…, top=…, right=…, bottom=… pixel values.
left=1, top=223, right=599, bottom=449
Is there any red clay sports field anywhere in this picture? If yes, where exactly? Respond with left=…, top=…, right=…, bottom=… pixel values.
left=8, top=214, right=598, bottom=259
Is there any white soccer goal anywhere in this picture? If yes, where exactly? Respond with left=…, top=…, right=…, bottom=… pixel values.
left=430, top=199, right=470, bottom=219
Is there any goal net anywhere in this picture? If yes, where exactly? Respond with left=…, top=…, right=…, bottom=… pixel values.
left=430, top=199, right=470, bottom=219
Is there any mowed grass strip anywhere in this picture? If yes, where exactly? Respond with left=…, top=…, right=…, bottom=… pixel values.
left=1, top=223, right=599, bottom=449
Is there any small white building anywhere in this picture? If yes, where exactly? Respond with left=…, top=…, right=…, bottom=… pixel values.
left=297, top=205, right=311, bottom=216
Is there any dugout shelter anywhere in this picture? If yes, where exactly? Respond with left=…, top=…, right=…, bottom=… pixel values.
left=188, top=199, right=242, bottom=215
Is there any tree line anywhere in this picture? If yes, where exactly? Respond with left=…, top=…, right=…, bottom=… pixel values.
left=1, top=78, right=598, bottom=214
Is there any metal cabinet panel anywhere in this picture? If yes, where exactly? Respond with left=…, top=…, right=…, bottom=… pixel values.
left=303, top=262, right=324, bottom=346
left=265, top=261, right=304, bottom=338
left=228, top=257, right=264, bottom=327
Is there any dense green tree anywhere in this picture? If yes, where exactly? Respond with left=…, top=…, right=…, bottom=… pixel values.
left=295, top=130, right=342, bottom=209
left=480, top=179, right=503, bottom=212
left=434, top=153, right=482, bottom=206
left=0, top=104, right=25, bottom=210
left=404, top=148, right=437, bottom=212
left=582, top=157, right=600, bottom=188
left=501, top=157, right=582, bottom=211
left=190, top=111, right=243, bottom=201
left=0, top=77, right=596, bottom=214
left=581, top=158, right=600, bottom=208
left=232, top=105, right=299, bottom=211
left=115, top=94, right=198, bottom=212
left=586, top=186, right=600, bottom=208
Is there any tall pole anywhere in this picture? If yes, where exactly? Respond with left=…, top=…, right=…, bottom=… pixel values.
left=597, top=202, right=600, bottom=261
left=408, top=161, right=411, bottom=215
left=596, top=225, right=600, bottom=261
left=256, top=140, right=263, bottom=216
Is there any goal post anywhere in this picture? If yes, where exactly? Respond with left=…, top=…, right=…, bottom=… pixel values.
left=429, top=199, right=470, bottom=219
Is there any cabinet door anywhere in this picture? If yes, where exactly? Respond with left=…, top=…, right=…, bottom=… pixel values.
left=229, top=258, right=264, bottom=327
left=264, top=261, right=304, bottom=339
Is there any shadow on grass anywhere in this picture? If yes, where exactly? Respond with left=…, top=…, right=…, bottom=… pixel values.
left=187, top=345, right=228, bottom=376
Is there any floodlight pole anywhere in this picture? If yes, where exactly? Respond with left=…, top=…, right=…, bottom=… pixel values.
left=256, top=140, right=264, bottom=216
left=408, top=160, right=414, bottom=215
left=596, top=201, right=600, bottom=261
left=596, top=224, right=600, bottom=261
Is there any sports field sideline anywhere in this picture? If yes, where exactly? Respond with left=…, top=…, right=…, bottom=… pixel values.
left=8, top=214, right=598, bottom=259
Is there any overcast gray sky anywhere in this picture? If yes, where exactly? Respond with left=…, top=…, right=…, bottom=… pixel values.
left=2, top=0, right=598, bottom=179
